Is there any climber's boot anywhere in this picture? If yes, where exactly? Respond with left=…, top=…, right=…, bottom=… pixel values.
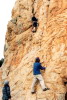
left=31, top=91, right=36, bottom=94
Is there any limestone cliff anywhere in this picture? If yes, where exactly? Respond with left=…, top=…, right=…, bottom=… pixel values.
left=0, top=0, right=67, bottom=100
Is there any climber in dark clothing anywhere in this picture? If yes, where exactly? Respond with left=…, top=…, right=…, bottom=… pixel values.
left=31, top=16, right=38, bottom=33
left=2, top=80, right=11, bottom=100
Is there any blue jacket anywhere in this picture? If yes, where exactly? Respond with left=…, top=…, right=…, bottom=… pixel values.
left=33, top=62, right=46, bottom=75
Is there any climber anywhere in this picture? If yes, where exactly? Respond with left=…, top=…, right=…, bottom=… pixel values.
left=31, top=57, right=49, bottom=94
left=2, top=80, right=11, bottom=100
left=31, top=15, right=38, bottom=33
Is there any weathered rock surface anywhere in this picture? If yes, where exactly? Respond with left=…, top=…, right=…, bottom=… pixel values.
left=0, top=0, right=67, bottom=100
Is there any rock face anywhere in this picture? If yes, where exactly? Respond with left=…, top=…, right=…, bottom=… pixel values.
left=0, top=0, right=67, bottom=100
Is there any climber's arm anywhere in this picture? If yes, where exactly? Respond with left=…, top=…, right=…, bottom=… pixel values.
left=39, top=63, right=46, bottom=70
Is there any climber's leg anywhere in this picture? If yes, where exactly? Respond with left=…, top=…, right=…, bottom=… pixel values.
left=31, top=76, right=37, bottom=93
left=37, top=74, right=46, bottom=90
left=32, top=21, right=38, bottom=33
left=35, top=27, right=37, bottom=32
left=32, top=27, right=37, bottom=33
left=37, top=74, right=50, bottom=91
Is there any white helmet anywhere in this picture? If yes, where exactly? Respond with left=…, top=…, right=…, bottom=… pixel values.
left=4, top=80, right=9, bottom=85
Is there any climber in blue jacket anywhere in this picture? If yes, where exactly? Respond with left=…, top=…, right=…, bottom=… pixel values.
left=31, top=57, right=49, bottom=94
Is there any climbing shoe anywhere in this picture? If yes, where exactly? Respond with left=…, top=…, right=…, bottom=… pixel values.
left=43, top=88, right=50, bottom=91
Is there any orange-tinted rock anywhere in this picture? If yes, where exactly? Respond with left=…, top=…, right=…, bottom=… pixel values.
left=0, top=0, right=67, bottom=100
